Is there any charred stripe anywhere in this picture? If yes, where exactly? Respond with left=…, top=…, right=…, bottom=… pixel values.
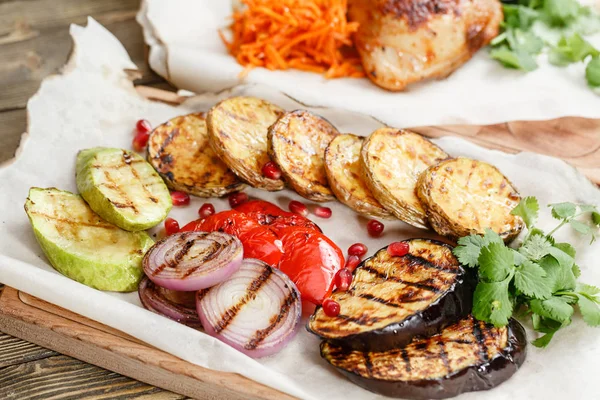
left=102, top=169, right=139, bottom=213
left=472, top=320, right=490, bottom=363
left=363, top=352, right=374, bottom=378
left=181, top=241, right=224, bottom=278
left=28, top=211, right=115, bottom=229
left=400, top=348, right=411, bottom=373
left=360, top=265, right=442, bottom=293
left=355, top=292, right=435, bottom=306
left=437, top=340, right=452, bottom=374
left=405, top=254, right=459, bottom=273
left=244, top=289, right=298, bottom=350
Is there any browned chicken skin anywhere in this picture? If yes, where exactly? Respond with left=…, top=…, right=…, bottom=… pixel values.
left=348, top=0, right=503, bottom=91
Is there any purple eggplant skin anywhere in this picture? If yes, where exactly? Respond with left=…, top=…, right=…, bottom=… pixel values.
left=324, top=318, right=527, bottom=400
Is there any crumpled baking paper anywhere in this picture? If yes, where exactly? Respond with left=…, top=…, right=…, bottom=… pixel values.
left=137, top=0, right=600, bottom=128
left=1, top=18, right=600, bottom=400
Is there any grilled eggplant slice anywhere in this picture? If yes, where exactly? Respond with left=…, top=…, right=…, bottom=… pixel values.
left=416, top=157, right=524, bottom=241
left=361, top=128, right=449, bottom=228
left=76, top=147, right=172, bottom=231
left=207, top=96, right=285, bottom=191
left=321, top=316, right=527, bottom=400
left=268, top=110, right=340, bottom=202
left=147, top=113, right=245, bottom=197
left=308, top=239, right=475, bottom=352
left=324, top=134, right=392, bottom=219
left=25, top=188, right=154, bottom=292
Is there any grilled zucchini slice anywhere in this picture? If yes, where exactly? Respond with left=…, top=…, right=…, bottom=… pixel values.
left=25, top=188, right=154, bottom=292
left=416, top=157, right=524, bottom=241
left=361, top=128, right=449, bottom=228
left=321, top=316, right=527, bottom=400
left=207, top=96, right=285, bottom=191
left=76, top=147, right=172, bottom=231
left=308, top=239, right=475, bottom=352
left=148, top=113, right=245, bottom=197
left=268, top=110, right=339, bottom=202
left=324, top=134, right=392, bottom=219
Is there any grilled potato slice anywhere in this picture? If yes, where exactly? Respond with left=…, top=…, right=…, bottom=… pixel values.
left=76, top=148, right=172, bottom=231
left=268, top=110, right=339, bottom=202
left=25, top=188, right=154, bottom=292
left=321, top=316, right=527, bottom=400
left=324, top=134, right=392, bottom=219
left=361, top=128, right=449, bottom=228
left=207, top=96, right=285, bottom=191
left=308, top=239, right=475, bottom=352
left=416, top=157, right=524, bottom=241
left=148, top=113, right=245, bottom=197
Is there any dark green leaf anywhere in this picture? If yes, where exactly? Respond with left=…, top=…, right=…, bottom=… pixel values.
left=540, top=254, right=576, bottom=292
left=473, top=279, right=513, bottom=327
left=454, top=235, right=487, bottom=268
left=511, top=196, right=539, bottom=229
left=548, top=34, right=599, bottom=66
left=587, top=57, right=600, bottom=87
left=554, top=242, right=576, bottom=258
left=592, top=211, right=600, bottom=226
left=532, top=331, right=557, bottom=347
left=530, top=296, right=574, bottom=323
left=548, top=246, right=575, bottom=269
left=520, top=234, right=553, bottom=260
left=515, top=260, right=552, bottom=299
left=550, top=202, right=577, bottom=219
left=576, top=294, right=600, bottom=326
left=570, top=219, right=592, bottom=235
left=478, top=243, right=515, bottom=282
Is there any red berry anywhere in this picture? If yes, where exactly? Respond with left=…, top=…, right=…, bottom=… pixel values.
left=367, top=219, right=385, bottom=237
left=288, top=200, right=308, bottom=217
left=388, top=241, right=410, bottom=257
left=136, top=119, right=152, bottom=134
left=170, top=191, right=190, bottom=206
left=132, top=132, right=150, bottom=152
left=262, top=161, right=282, bottom=180
left=322, top=298, right=340, bottom=317
left=348, top=243, right=368, bottom=257
left=345, top=255, right=361, bottom=272
left=198, top=203, right=215, bottom=218
left=334, top=268, right=353, bottom=292
left=314, top=206, right=332, bottom=219
left=229, top=192, right=249, bottom=208
left=164, top=218, right=180, bottom=235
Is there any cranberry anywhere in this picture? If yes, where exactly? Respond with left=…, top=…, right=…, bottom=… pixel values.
left=334, top=268, right=353, bottom=291
left=322, top=298, right=340, bottom=317
left=388, top=241, right=410, bottom=257
left=136, top=119, right=152, bottom=134
left=367, top=219, right=384, bottom=237
left=262, top=161, right=282, bottom=180
left=170, top=191, right=190, bottom=206
left=348, top=243, right=368, bottom=257
left=314, top=206, right=332, bottom=219
left=198, top=203, right=215, bottom=218
left=228, top=192, right=249, bottom=208
left=288, top=200, right=308, bottom=217
left=164, top=218, right=180, bottom=235
left=345, top=255, right=361, bottom=271
left=132, top=132, right=149, bottom=152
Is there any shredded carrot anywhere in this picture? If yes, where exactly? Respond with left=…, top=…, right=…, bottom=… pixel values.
left=221, top=0, right=364, bottom=79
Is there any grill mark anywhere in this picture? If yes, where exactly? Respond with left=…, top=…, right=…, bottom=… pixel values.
left=437, top=340, right=452, bottom=374
left=91, top=159, right=145, bottom=169
left=245, top=290, right=298, bottom=350
left=102, top=169, right=138, bottom=213
left=214, top=267, right=273, bottom=334
left=363, top=352, right=373, bottom=378
left=400, top=348, right=411, bottom=373
left=336, top=313, right=383, bottom=326
left=360, top=265, right=442, bottom=293
left=110, top=201, right=136, bottom=209
left=405, top=254, right=459, bottom=273
left=28, top=211, right=115, bottom=229
left=173, top=238, right=195, bottom=264
left=196, top=289, right=209, bottom=302
left=156, top=127, right=181, bottom=155
left=355, top=292, right=435, bottom=307
left=151, top=263, right=168, bottom=276
left=472, top=320, right=489, bottom=363
left=128, top=159, right=159, bottom=204
left=181, top=241, right=223, bottom=278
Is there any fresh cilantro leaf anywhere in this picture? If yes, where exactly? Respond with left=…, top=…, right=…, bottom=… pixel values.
left=490, top=46, right=539, bottom=71
left=511, top=196, right=539, bottom=228
left=473, top=278, right=513, bottom=327
left=547, top=246, right=575, bottom=269
left=577, top=283, right=600, bottom=297
left=512, top=248, right=527, bottom=266
left=539, top=254, right=576, bottom=292
left=507, top=29, right=545, bottom=54
left=530, top=296, right=574, bottom=323
left=454, top=235, right=487, bottom=268
left=578, top=204, right=598, bottom=213
left=478, top=243, right=515, bottom=282
left=587, top=57, right=600, bottom=87
left=572, top=8, right=600, bottom=35
left=548, top=34, right=599, bottom=66
left=515, top=260, right=552, bottom=299
left=544, top=0, right=580, bottom=26
left=569, top=219, right=592, bottom=235
left=576, top=294, right=600, bottom=326
left=554, top=242, right=576, bottom=258
left=483, top=228, right=504, bottom=245
left=520, top=234, right=553, bottom=260
left=550, top=202, right=577, bottom=219
left=532, top=331, right=557, bottom=348
left=592, top=211, right=600, bottom=226
left=572, top=264, right=582, bottom=278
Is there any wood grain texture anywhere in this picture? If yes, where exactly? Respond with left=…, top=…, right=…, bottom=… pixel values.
left=0, top=332, right=58, bottom=368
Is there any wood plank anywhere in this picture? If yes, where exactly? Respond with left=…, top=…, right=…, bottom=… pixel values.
left=0, top=332, right=58, bottom=368
left=0, top=108, right=26, bottom=164
left=0, top=355, right=187, bottom=399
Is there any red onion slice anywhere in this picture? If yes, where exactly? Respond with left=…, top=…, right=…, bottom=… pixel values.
left=138, top=277, right=202, bottom=329
left=143, top=231, right=243, bottom=291
left=196, top=258, right=302, bottom=358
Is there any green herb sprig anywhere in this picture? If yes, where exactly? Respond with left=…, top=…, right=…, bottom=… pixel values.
left=453, top=197, right=600, bottom=347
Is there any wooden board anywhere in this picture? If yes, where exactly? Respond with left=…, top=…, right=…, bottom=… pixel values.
left=0, top=287, right=295, bottom=400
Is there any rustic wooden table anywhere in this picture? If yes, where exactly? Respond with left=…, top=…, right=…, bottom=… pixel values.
left=0, top=0, right=186, bottom=398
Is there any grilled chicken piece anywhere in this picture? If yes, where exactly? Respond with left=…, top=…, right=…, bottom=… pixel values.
left=347, top=0, right=503, bottom=91
left=321, top=316, right=527, bottom=400
left=308, top=239, right=475, bottom=351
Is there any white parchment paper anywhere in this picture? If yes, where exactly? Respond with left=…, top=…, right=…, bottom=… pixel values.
left=1, top=19, right=600, bottom=400
left=137, top=0, right=600, bottom=128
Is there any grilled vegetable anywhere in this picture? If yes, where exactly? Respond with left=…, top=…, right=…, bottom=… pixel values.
left=308, top=239, right=475, bottom=351
left=76, top=147, right=171, bottom=231
left=196, top=258, right=302, bottom=358
left=207, top=96, right=285, bottom=191
left=268, top=110, right=340, bottom=202
left=361, top=128, right=448, bottom=228
left=416, top=157, right=524, bottom=241
left=147, top=113, right=245, bottom=197
left=24, top=187, right=153, bottom=292
left=143, top=231, right=243, bottom=291
left=321, top=316, right=527, bottom=400
left=324, top=134, right=392, bottom=219
left=138, top=276, right=202, bottom=329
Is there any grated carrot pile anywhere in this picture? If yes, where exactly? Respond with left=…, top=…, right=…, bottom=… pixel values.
left=220, top=0, right=365, bottom=79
